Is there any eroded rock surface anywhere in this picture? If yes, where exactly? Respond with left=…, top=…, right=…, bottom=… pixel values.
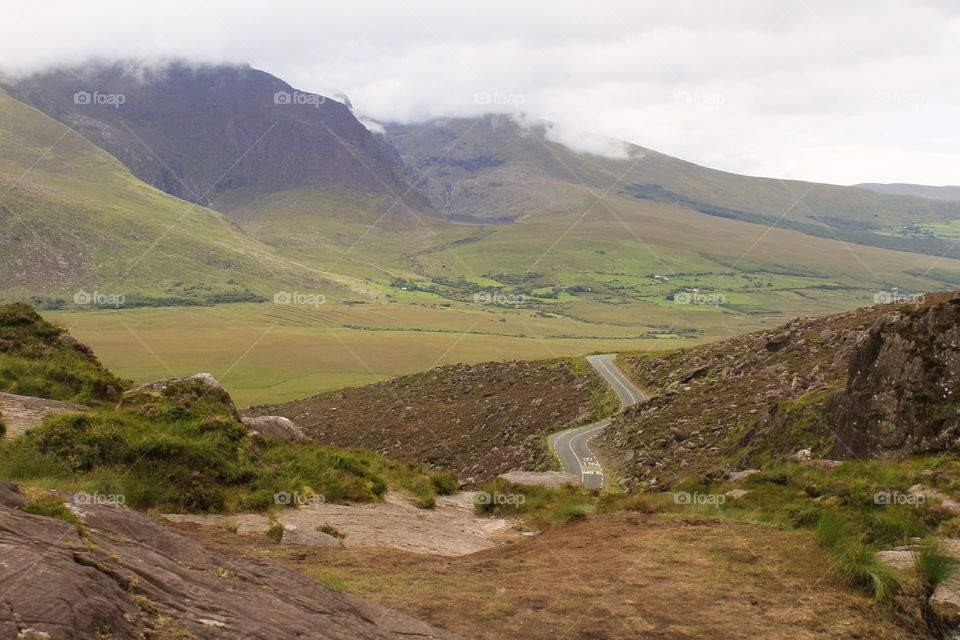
left=0, top=483, right=464, bottom=639
left=0, top=392, right=88, bottom=438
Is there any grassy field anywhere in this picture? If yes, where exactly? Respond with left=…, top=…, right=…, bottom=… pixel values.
left=49, top=302, right=693, bottom=407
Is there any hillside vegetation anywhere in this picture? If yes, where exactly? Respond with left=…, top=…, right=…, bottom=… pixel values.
left=0, top=303, right=124, bottom=403
left=0, top=87, right=330, bottom=303
left=0, top=304, right=455, bottom=512
left=246, top=357, right=616, bottom=484
left=600, top=291, right=960, bottom=489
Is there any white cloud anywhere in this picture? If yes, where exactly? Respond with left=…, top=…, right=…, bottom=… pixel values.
left=1, top=0, right=958, bottom=184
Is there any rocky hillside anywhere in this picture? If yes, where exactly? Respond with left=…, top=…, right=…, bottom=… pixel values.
left=0, top=482, right=461, bottom=640
left=246, top=358, right=615, bottom=485
left=600, top=292, right=960, bottom=490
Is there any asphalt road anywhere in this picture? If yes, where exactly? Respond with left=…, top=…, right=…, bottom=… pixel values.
left=548, top=354, right=644, bottom=489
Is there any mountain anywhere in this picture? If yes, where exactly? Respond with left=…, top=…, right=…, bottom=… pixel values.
left=5, top=62, right=422, bottom=213
left=0, top=85, right=332, bottom=303
left=856, top=183, right=960, bottom=202
left=387, top=115, right=960, bottom=259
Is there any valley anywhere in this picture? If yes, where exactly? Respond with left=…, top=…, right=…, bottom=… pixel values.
left=1, top=31, right=960, bottom=640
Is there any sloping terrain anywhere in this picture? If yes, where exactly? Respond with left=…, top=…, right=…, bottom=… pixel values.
left=599, top=291, right=960, bottom=490
left=0, top=303, right=124, bottom=404
left=178, top=510, right=925, bottom=640
left=389, top=115, right=960, bottom=258
left=246, top=358, right=615, bottom=484
left=857, top=183, right=960, bottom=202
left=0, top=482, right=462, bottom=639
left=7, top=62, right=418, bottom=211
left=0, top=86, right=331, bottom=301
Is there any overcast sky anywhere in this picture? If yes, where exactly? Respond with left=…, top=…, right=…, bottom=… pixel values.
left=2, top=0, right=958, bottom=185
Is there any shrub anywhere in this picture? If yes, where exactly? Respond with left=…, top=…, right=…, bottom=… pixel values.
left=817, top=509, right=903, bottom=600
left=915, top=540, right=957, bottom=588
left=318, top=524, right=346, bottom=539
left=265, top=521, right=285, bottom=543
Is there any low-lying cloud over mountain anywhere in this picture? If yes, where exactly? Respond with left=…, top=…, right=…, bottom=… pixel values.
left=1, top=1, right=958, bottom=185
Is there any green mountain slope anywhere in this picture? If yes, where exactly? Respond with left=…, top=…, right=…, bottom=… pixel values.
left=856, top=183, right=960, bottom=202
left=387, top=115, right=960, bottom=259
left=0, top=87, right=333, bottom=304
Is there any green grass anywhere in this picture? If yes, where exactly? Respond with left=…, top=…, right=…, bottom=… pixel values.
left=0, top=374, right=454, bottom=513
left=915, top=539, right=958, bottom=588
left=20, top=491, right=81, bottom=530
left=473, top=478, right=599, bottom=529
left=0, top=303, right=125, bottom=404
left=46, top=303, right=675, bottom=407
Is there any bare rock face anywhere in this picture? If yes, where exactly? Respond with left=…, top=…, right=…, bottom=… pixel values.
left=241, top=415, right=306, bottom=442
left=832, top=298, right=960, bottom=458
left=0, top=391, right=89, bottom=438
left=0, top=483, right=463, bottom=639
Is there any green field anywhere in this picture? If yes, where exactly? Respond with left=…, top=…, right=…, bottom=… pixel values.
left=48, top=302, right=713, bottom=407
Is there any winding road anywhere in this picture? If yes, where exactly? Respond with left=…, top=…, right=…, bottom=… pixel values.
left=548, top=354, right=644, bottom=489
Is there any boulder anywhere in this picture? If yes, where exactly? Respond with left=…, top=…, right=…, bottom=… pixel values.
left=281, top=523, right=342, bottom=546
left=0, top=391, right=89, bottom=438
left=121, top=372, right=239, bottom=419
left=241, top=415, right=307, bottom=442
left=678, top=365, right=709, bottom=383
left=765, top=332, right=791, bottom=352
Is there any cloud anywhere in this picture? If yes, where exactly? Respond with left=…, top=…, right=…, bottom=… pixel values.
left=1, top=0, right=958, bottom=184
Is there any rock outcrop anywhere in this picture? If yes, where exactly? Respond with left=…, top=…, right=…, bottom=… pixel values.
left=0, top=391, right=89, bottom=438
left=599, top=292, right=960, bottom=490
left=0, top=482, right=463, bottom=639
left=121, top=372, right=240, bottom=419
left=241, top=415, right=307, bottom=442
left=831, top=298, right=960, bottom=457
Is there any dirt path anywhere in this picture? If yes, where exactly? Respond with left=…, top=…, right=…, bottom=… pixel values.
left=172, top=511, right=923, bottom=640
left=163, top=492, right=519, bottom=556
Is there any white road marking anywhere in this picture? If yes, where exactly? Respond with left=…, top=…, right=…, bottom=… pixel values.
left=549, top=355, right=645, bottom=490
